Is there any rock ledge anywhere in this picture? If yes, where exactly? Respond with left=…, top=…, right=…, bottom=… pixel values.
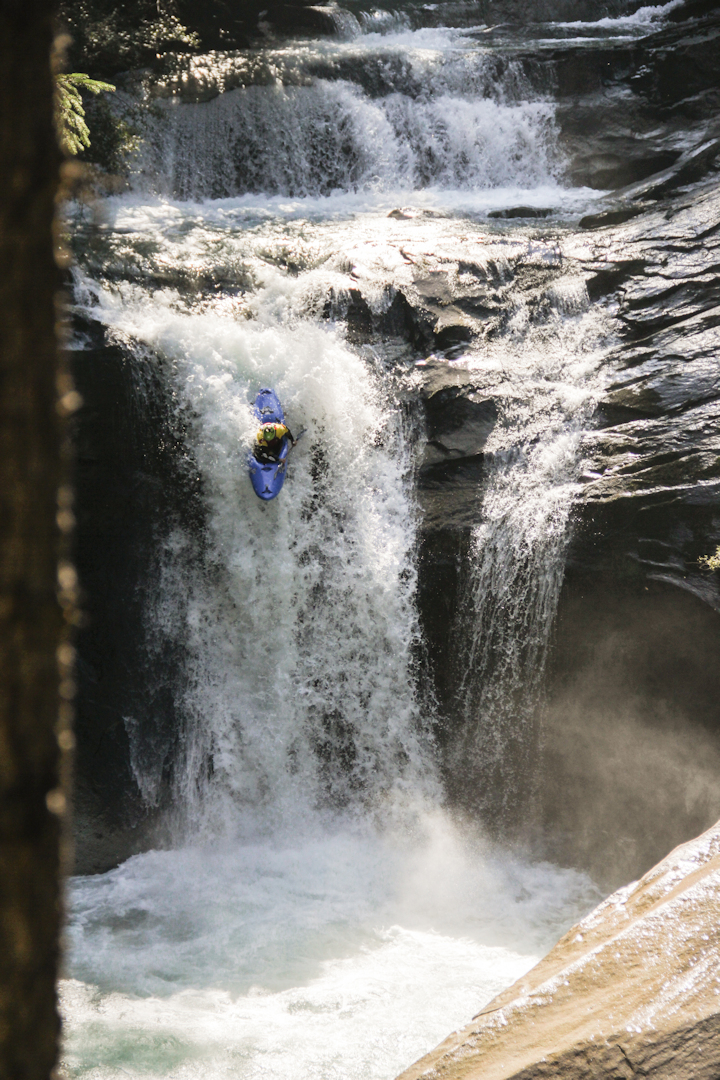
left=396, top=820, right=720, bottom=1080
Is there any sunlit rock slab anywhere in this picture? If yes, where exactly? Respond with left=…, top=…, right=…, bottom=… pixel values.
left=396, top=820, right=720, bottom=1080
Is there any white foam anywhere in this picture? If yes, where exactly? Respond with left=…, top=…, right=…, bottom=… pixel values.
left=144, top=82, right=562, bottom=200
left=79, top=182, right=603, bottom=234
left=61, top=818, right=600, bottom=1080
left=555, top=0, right=684, bottom=30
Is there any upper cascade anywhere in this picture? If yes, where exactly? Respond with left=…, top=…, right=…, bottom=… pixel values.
left=138, top=25, right=562, bottom=199
left=131, top=0, right=687, bottom=201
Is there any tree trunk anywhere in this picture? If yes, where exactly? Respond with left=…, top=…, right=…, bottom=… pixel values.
left=0, top=1, right=65, bottom=1077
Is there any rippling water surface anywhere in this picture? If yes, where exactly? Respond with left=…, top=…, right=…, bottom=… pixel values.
left=62, top=819, right=600, bottom=1079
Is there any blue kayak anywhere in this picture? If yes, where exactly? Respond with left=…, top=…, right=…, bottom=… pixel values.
left=248, top=388, right=290, bottom=501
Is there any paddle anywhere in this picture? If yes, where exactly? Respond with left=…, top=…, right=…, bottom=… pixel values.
left=277, top=428, right=306, bottom=473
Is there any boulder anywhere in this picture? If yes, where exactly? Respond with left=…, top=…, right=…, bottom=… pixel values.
left=397, top=819, right=720, bottom=1080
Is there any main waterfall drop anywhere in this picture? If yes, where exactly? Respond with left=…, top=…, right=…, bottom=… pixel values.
left=60, top=1, right=707, bottom=1077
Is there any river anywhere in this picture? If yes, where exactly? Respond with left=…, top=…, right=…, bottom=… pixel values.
left=60, top=3, right=685, bottom=1077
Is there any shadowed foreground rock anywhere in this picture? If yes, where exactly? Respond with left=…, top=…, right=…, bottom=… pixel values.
left=397, top=820, right=720, bottom=1080
left=0, top=0, right=64, bottom=1075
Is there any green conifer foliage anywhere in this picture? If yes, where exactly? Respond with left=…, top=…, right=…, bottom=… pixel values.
left=55, top=72, right=115, bottom=155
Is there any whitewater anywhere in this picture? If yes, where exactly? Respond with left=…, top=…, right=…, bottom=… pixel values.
left=54, top=5, right=664, bottom=1077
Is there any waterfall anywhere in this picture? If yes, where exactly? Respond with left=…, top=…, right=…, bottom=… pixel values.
left=66, top=231, right=603, bottom=1080
left=56, top=3, right=665, bottom=1075
left=449, top=279, right=609, bottom=828
left=72, top=263, right=437, bottom=840
left=146, top=81, right=559, bottom=199
left=163, top=316, right=435, bottom=836
left=139, top=28, right=561, bottom=200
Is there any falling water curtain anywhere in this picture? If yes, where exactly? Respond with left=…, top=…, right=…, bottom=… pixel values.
left=0, top=0, right=67, bottom=1077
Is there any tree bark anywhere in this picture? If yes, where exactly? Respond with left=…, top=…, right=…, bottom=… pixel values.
left=0, top=1, right=65, bottom=1077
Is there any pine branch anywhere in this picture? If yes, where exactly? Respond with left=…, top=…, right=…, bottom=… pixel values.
left=55, top=72, right=115, bottom=155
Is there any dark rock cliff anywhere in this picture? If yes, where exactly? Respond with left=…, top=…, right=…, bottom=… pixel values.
left=70, top=321, right=204, bottom=872
left=377, top=3, right=720, bottom=888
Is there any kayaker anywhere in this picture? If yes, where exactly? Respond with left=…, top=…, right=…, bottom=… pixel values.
left=254, top=420, right=295, bottom=462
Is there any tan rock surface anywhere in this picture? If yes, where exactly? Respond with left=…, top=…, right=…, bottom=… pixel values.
left=397, top=821, right=720, bottom=1080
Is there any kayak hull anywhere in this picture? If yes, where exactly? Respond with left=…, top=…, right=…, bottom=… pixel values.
left=253, top=388, right=285, bottom=426
left=248, top=438, right=290, bottom=500
left=249, top=388, right=289, bottom=501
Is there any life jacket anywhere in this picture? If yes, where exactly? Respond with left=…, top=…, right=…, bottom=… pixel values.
left=257, top=422, right=289, bottom=446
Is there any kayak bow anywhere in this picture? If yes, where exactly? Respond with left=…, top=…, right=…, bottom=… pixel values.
left=248, top=388, right=290, bottom=501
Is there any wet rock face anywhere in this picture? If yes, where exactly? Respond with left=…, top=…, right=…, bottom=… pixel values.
left=423, top=390, right=498, bottom=466
left=396, top=819, right=720, bottom=1080
left=571, top=180, right=720, bottom=615
left=70, top=319, right=204, bottom=873
left=410, top=171, right=720, bottom=884
left=542, top=5, right=720, bottom=191
left=415, top=362, right=497, bottom=532
left=535, top=180, right=720, bottom=885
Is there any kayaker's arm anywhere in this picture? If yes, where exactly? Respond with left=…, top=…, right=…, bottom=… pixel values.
left=276, top=428, right=298, bottom=473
